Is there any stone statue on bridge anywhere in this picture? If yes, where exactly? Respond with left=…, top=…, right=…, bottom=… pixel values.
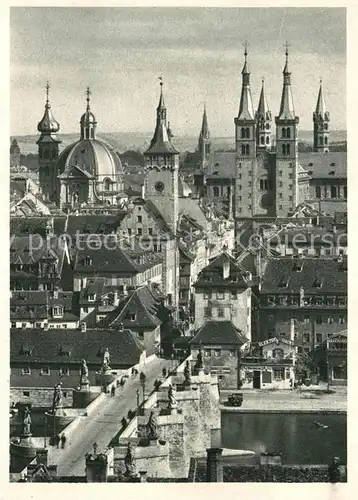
left=184, top=360, right=191, bottom=385
left=80, top=359, right=90, bottom=388
left=168, top=384, right=177, bottom=410
left=52, top=382, right=63, bottom=412
left=124, top=442, right=137, bottom=478
left=194, top=350, right=203, bottom=374
left=102, top=348, right=111, bottom=372
left=22, top=406, right=32, bottom=436
left=146, top=410, right=158, bottom=440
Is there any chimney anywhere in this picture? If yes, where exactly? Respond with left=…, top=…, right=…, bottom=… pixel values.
left=139, top=471, right=147, bottom=483
left=206, top=447, right=223, bottom=482
left=36, top=448, right=48, bottom=466
left=85, top=449, right=109, bottom=483
left=80, top=322, right=87, bottom=333
left=289, top=318, right=295, bottom=342
left=222, top=255, right=230, bottom=280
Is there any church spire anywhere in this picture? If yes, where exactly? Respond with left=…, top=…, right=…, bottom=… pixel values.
left=237, top=44, right=255, bottom=120
left=313, top=79, right=330, bottom=152
left=256, top=78, right=272, bottom=150
left=80, top=86, right=97, bottom=140
left=198, top=104, right=211, bottom=168
left=145, top=78, right=178, bottom=155
left=277, top=43, right=296, bottom=121
left=37, top=81, right=60, bottom=134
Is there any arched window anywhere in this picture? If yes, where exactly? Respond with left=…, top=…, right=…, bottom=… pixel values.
left=319, top=137, right=323, bottom=145
left=286, top=128, right=291, bottom=139
left=213, top=187, right=219, bottom=197
left=266, top=136, right=270, bottom=144
left=282, top=128, right=286, bottom=138
left=245, top=128, right=250, bottom=138
left=286, top=144, right=291, bottom=155
left=241, top=144, right=246, bottom=155
left=324, top=137, right=328, bottom=145
left=260, top=136, right=265, bottom=145
left=104, top=178, right=111, bottom=191
left=324, top=123, right=328, bottom=130
left=245, top=145, right=250, bottom=155
left=282, top=144, right=286, bottom=155
left=241, top=127, right=246, bottom=138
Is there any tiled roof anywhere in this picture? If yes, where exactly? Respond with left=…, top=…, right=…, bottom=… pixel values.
left=178, top=198, right=209, bottom=230
left=10, top=217, right=67, bottom=238
left=10, top=328, right=145, bottom=366
left=10, top=291, right=79, bottom=321
left=194, top=252, right=250, bottom=288
left=10, top=235, right=67, bottom=271
left=73, top=236, right=162, bottom=274
left=299, top=152, right=347, bottom=179
left=189, top=320, right=247, bottom=345
left=209, top=151, right=236, bottom=178
left=66, top=214, right=125, bottom=237
left=261, top=257, right=347, bottom=294
left=107, top=285, right=165, bottom=329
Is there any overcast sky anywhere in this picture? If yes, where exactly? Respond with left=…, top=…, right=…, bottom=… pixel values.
left=10, top=7, right=346, bottom=136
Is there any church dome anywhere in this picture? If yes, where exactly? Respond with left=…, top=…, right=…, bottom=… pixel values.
left=80, top=110, right=96, bottom=127
left=56, top=138, right=123, bottom=180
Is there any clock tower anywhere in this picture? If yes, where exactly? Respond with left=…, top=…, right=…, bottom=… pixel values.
left=144, top=78, right=180, bottom=235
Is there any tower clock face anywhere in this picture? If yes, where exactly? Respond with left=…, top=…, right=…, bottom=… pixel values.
left=155, top=181, right=164, bottom=192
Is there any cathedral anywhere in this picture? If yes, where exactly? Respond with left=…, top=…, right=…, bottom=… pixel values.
left=36, top=84, right=126, bottom=209
left=194, top=47, right=347, bottom=222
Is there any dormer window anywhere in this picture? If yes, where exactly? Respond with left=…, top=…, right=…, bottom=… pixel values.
left=294, top=262, right=303, bottom=272
left=20, top=345, right=33, bottom=356
left=267, top=296, right=276, bottom=306
left=52, top=306, right=63, bottom=317
left=279, top=277, right=290, bottom=288
left=87, top=293, right=95, bottom=302
left=125, top=312, right=136, bottom=321
left=83, top=256, right=92, bottom=266
left=314, top=277, right=323, bottom=288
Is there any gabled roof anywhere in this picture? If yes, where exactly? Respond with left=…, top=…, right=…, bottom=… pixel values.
left=189, top=320, right=247, bottom=346
left=107, top=285, right=164, bottom=330
left=194, top=252, right=250, bottom=289
left=261, top=257, right=347, bottom=294
left=10, top=328, right=144, bottom=367
left=10, top=235, right=66, bottom=269
left=299, top=152, right=347, bottom=179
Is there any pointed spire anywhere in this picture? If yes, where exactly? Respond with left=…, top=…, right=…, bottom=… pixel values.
left=37, top=81, right=60, bottom=134
left=237, top=44, right=255, bottom=120
left=145, top=78, right=178, bottom=155
left=199, top=104, right=210, bottom=140
left=257, top=78, right=270, bottom=119
left=277, top=44, right=296, bottom=121
left=315, top=79, right=327, bottom=115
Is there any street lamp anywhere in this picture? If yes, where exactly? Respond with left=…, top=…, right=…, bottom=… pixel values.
left=139, top=372, right=146, bottom=408
left=44, top=412, right=47, bottom=448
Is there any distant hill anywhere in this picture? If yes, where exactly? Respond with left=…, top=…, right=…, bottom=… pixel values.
left=11, top=130, right=347, bottom=156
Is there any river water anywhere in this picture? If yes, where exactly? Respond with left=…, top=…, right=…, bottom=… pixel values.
left=221, top=412, right=347, bottom=465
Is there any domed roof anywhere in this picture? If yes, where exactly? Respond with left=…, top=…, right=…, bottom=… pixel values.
left=80, top=110, right=97, bottom=127
left=56, top=138, right=123, bottom=180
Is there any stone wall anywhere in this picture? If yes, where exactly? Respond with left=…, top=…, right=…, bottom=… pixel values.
left=10, top=387, right=74, bottom=408
left=114, top=440, right=171, bottom=479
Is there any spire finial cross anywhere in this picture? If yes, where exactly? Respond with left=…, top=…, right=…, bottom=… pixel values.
left=285, top=41, right=290, bottom=58
left=244, top=40, right=248, bottom=60
left=158, top=75, right=163, bottom=88
left=319, top=77, right=323, bottom=85
left=86, top=86, right=91, bottom=110
left=45, top=81, right=50, bottom=105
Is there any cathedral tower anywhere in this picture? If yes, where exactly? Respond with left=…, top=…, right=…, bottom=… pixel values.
left=36, top=82, right=62, bottom=202
left=255, top=79, right=272, bottom=151
left=144, top=78, right=180, bottom=235
left=274, top=46, right=299, bottom=217
left=197, top=104, right=211, bottom=169
left=313, top=80, right=330, bottom=152
left=234, top=46, right=257, bottom=218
